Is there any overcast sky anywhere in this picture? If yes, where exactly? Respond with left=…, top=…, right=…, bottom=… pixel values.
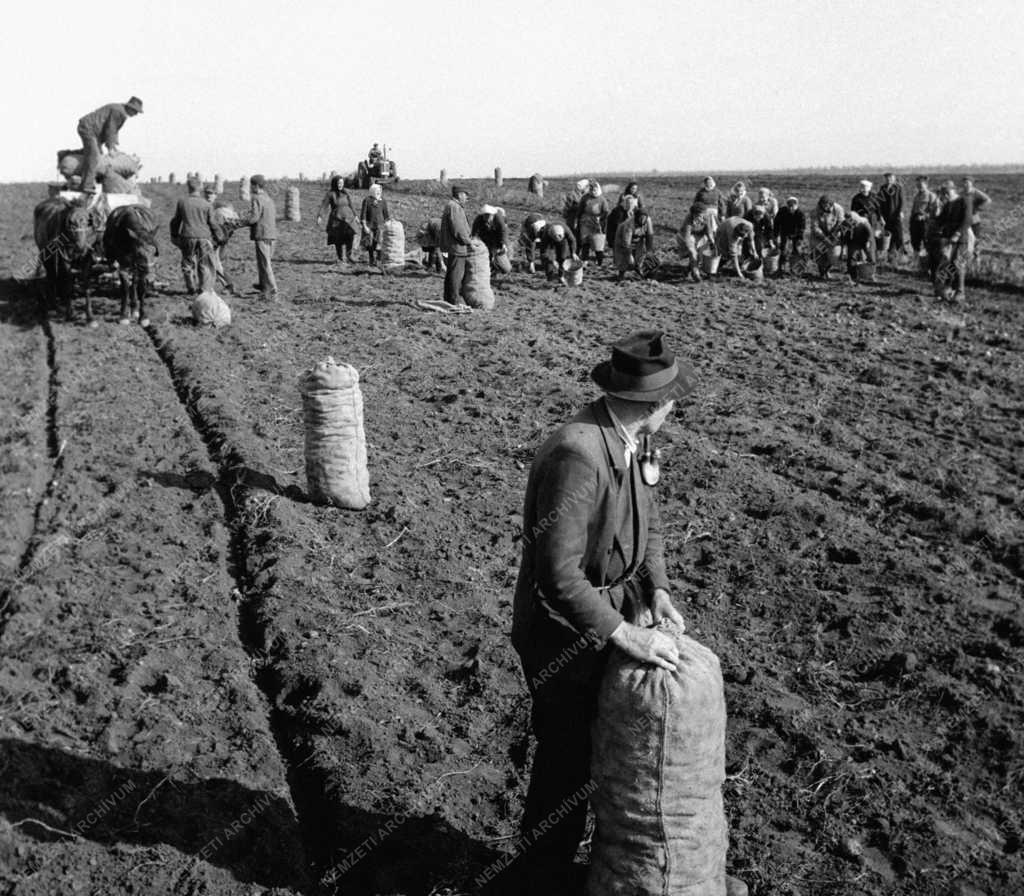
left=2, top=0, right=1021, bottom=183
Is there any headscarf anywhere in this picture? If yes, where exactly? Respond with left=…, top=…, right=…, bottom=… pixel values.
left=589, top=181, right=602, bottom=197
left=551, top=224, right=565, bottom=239
left=480, top=204, right=497, bottom=215
left=575, top=178, right=590, bottom=192
left=369, top=183, right=383, bottom=200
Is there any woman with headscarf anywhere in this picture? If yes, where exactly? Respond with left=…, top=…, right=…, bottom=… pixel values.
left=756, top=187, right=779, bottom=223
left=316, top=174, right=358, bottom=264
left=694, top=176, right=725, bottom=222
left=575, top=180, right=610, bottom=265
left=359, top=183, right=390, bottom=266
left=471, top=204, right=510, bottom=272
left=613, top=196, right=654, bottom=281
left=677, top=202, right=717, bottom=282
left=810, top=194, right=845, bottom=279
left=562, top=179, right=590, bottom=242
left=724, top=181, right=753, bottom=219
left=605, top=181, right=645, bottom=245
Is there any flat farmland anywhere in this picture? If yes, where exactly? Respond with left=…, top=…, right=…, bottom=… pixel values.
left=0, top=172, right=1021, bottom=896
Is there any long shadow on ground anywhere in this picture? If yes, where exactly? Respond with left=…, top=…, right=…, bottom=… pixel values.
left=0, top=737, right=310, bottom=889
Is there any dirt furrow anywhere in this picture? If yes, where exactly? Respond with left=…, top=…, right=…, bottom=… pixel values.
left=0, top=314, right=309, bottom=893
left=0, top=286, right=56, bottom=641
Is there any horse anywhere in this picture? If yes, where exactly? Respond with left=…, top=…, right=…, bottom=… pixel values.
left=102, top=205, right=160, bottom=325
left=32, top=197, right=99, bottom=322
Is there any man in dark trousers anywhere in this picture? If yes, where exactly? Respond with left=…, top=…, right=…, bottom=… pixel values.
left=239, top=175, right=278, bottom=300
left=169, top=175, right=224, bottom=295
left=774, top=196, right=806, bottom=273
left=77, top=96, right=143, bottom=193
left=877, top=173, right=905, bottom=257
left=509, top=331, right=691, bottom=893
left=440, top=185, right=472, bottom=305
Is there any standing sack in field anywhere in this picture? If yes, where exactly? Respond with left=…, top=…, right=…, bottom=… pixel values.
left=191, top=290, right=232, bottom=328
left=381, top=219, right=406, bottom=269
left=298, top=358, right=370, bottom=510
left=588, top=621, right=728, bottom=896
left=285, top=186, right=301, bottom=222
left=461, top=238, right=495, bottom=310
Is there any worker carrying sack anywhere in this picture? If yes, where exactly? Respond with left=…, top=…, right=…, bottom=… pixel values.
left=461, top=238, right=495, bottom=310
left=588, top=621, right=728, bottom=896
left=298, top=357, right=371, bottom=510
left=190, top=290, right=231, bottom=328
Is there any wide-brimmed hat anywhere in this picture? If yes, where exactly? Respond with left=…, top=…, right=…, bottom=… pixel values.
left=125, top=96, right=144, bottom=113
left=591, top=331, right=696, bottom=403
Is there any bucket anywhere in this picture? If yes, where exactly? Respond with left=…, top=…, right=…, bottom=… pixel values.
left=879, top=232, right=892, bottom=254
left=588, top=232, right=607, bottom=252
left=699, top=251, right=720, bottom=275
left=853, top=261, right=876, bottom=283
left=743, top=259, right=765, bottom=282
left=917, top=250, right=931, bottom=274
left=493, top=250, right=512, bottom=274
left=562, top=258, right=584, bottom=286
left=762, top=251, right=780, bottom=275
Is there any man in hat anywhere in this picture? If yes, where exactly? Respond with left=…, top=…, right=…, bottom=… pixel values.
left=909, top=176, right=942, bottom=255
left=76, top=96, right=143, bottom=193
left=204, top=183, right=238, bottom=294
left=511, top=330, right=691, bottom=891
left=169, top=174, right=224, bottom=296
left=774, top=196, right=806, bottom=273
left=876, top=173, right=904, bottom=258
left=440, top=185, right=473, bottom=304
left=237, top=175, right=278, bottom=300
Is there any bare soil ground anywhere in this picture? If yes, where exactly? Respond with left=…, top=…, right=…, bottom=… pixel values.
left=0, top=174, right=1021, bottom=896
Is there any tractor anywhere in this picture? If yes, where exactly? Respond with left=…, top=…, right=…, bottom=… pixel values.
left=351, top=143, right=398, bottom=189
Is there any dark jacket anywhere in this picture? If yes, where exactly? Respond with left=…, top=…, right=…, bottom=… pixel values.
left=78, top=103, right=128, bottom=149
left=170, top=195, right=223, bottom=243
left=774, top=207, right=806, bottom=240
left=876, top=183, right=903, bottom=221
left=512, top=399, right=670, bottom=687
left=694, top=187, right=724, bottom=217
left=539, top=224, right=577, bottom=257
left=359, top=196, right=390, bottom=230
left=241, top=193, right=277, bottom=241
left=851, top=192, right=881, bottom=228
left=440, top=198, right=472, bottom=256
left=319, top=190, right=357, bottom=227
left=471, top=213, right=509, bottom=250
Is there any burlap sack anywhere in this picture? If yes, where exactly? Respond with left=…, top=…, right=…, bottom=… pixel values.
left=298, top=358, right=370, bottom=510
left=588, top=622, right=728, bottom=896
left=461, top=239, right=495, bottom=310
left=381, top=219, right=405, bottom=268
left=191, top=290, right=232, bottom=328
left=58, top=150, right=142, bottom=179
